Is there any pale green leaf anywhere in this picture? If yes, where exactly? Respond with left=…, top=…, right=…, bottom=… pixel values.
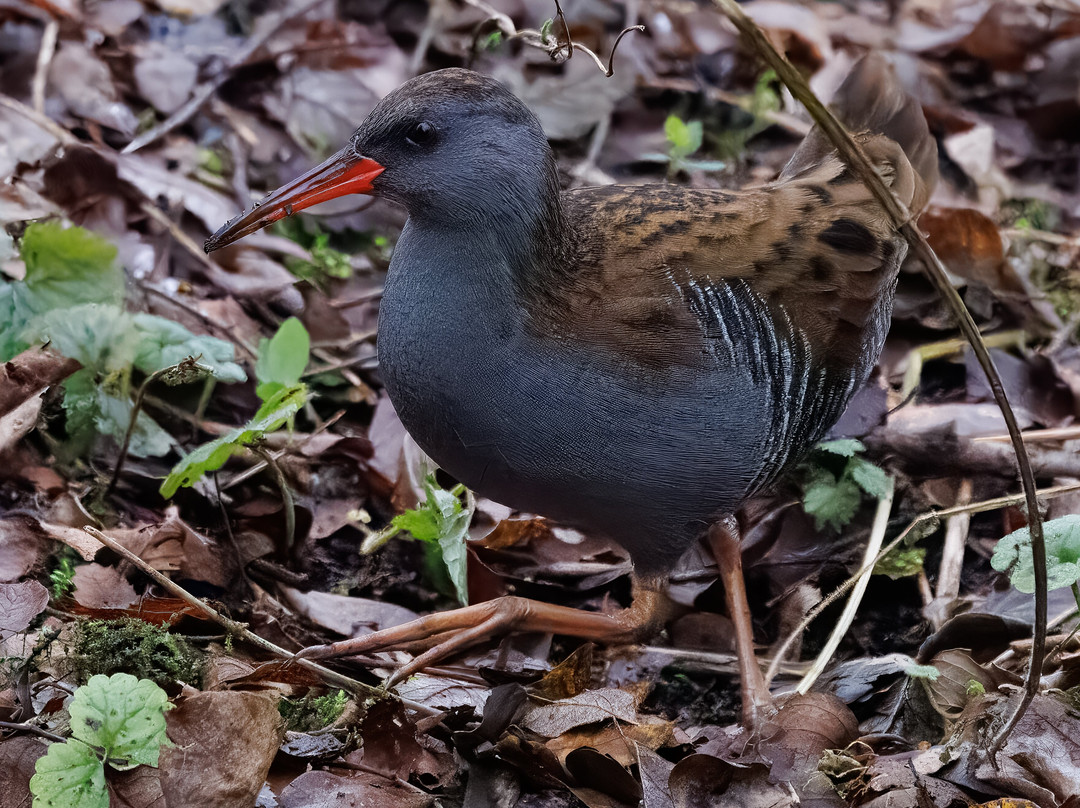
left=991, top=513, right=1080, bottom=594
left=817, top=439, right=865, bottom=458
left=849, top=457, right=892, bottom=499
left=70, top=673, right=171, bottom=770
left=131, top=313, right=246, bottom=382
left=803, top=474, right=861, bottom=531
left=30, top=740, right=108, bottom=808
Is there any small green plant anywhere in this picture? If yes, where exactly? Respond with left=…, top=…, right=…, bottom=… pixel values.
left=644, top=116, right=727, bottom=177
left=159, top=317, right=311, bottom=497
left=712, top=69, right=782, bottom=159
left=159, top=383, right=308, bottom=498
left=991, top=514, right=1080, bottom=597
left=49, top=552, right=77, bottom=599
left=273, top=218, right=355, bottom=287
left=365, top=475, right=472, bottom=605
left=279, top=689, right=348, bottom=732
left=3, top=223, right=245, bottom=458
left=873, top=545, right=927, bottom=579
left=72, top=618, right=203, bottom=688
left=799, top=439, right=892, bottom=531
left=30, top=673, right=171, bottom=808
left=254, top=316, right=311, bottom=403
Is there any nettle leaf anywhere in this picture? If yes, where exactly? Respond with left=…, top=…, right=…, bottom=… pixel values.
left=255, top=317, right=310, bottom=402
left=160, top=384, right=308, bottom=497
left=817, top=438, right=865, bottom=458
left=849, top=457, right=892, bottom=498
left=132, top=313, right=246, bottom=383
left=29, top=304, right=243, bottom=458
left=69, top=673, right=171, bottom=770
left=29, top=740, right=108, bottom=808
left=991, top=513, right=1080, bottom=594
left=803, top=473, right=862, bottom=532
left=19, top=222, right=123, bottom=313
left=391, top=476, right=472, bottom=605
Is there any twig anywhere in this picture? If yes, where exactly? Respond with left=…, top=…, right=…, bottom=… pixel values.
left=32, top=19, right=58, bottom=115
left=795, top=480, right=894, bottom=694
left=107, top=364, right=175, bottom=496
left=252, top=445, right=296, bottom=552
left=763, top=481, right=1080, bottom=690
left=0, top=94, right=73, bottom=145
left=82, top=526, right=437, bottom=716
left=709, top=0, right=1047, bottom=752
left=468, top=0, right=643, bottom=77
left=927, top=479, right=973, bottom=630
left=0, top=720, right=67, bottom=744
left=121, top=0, right=330, bottom=155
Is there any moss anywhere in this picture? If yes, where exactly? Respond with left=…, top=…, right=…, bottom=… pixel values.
left=72, top=618, right=204, bottom=688
left=279, top=689, right=349, bottom=732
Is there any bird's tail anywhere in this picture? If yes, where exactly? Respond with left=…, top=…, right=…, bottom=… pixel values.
left=781, top=55, right=938, bottom=214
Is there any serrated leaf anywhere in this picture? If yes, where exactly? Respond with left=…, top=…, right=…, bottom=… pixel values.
left=803, top=475, right=862, bottom=531
left=848, top=457, right=892, bottom=498
left=255, top=316, right=310, bottom=392
left=991, top=513, right=1080, bottom=594
left=20, top=222, right=123, bottom=313
left=874, top=546, right=926, bottom=579
left=160, top=383, right=308, bottom=497
left=69, top=673, right=171, bottom=770
left=817, top=438, right=865, bottom=457
left=131, top=313, right=246, bottom=383
left=30, top=740, right=108, bottom=808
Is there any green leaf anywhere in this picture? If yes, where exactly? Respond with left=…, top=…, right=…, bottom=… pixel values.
left=159, top=383, right=308, bottom=497
left=664, top=116, right=703, bottom=159
left=874, top=545, right=926, bottom=579
left=30, top=740, right=108, bottom=808
left=69, top=673, right=171, bottom=770
left=816, top=438, right=865, bottom=458
left=255, top=317, right=310, bottom=396
left=391, top=476, right=472, bottom=605
left=991, top=513, right=1080, bottom=594
left=20, top=222, right=123, bottom=313
left=131, top=313, right=246, bottom=383
left=848, top=457, right=892, bottom=498
left=802, top=472, right=862, bottom=531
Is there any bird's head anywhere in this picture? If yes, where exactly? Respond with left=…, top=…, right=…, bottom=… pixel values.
left=205, top=68, right=557, bottom=252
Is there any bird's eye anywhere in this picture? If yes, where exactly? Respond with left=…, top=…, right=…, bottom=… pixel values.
left=406, top=121, right=436, bottom=147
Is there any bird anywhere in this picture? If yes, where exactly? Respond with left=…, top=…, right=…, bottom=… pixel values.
left=205, top=55, right=937, bottom=723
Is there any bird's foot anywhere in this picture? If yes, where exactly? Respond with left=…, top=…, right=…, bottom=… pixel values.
left=294, top=583, right=672, bottom=688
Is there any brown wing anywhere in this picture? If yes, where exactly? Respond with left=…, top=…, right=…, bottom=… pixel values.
left=535, top=135, right=917, bottom=375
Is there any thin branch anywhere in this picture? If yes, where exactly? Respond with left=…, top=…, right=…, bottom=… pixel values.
left=763, top=481, right=1080, bottom=689
left=795, top=480, right=894, bottom=694
left=31, top=19, right=58, bottom=115
left=82, top=526, right=438, bottom=716
left=121, top=0, right=330, bottom=155
left=709, top=0, right=1047, bottom=754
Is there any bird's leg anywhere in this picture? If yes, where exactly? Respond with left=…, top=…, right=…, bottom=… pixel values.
left=294, top=573, right=672, bottom=687
left=706, top=516, right=771, bottom=727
